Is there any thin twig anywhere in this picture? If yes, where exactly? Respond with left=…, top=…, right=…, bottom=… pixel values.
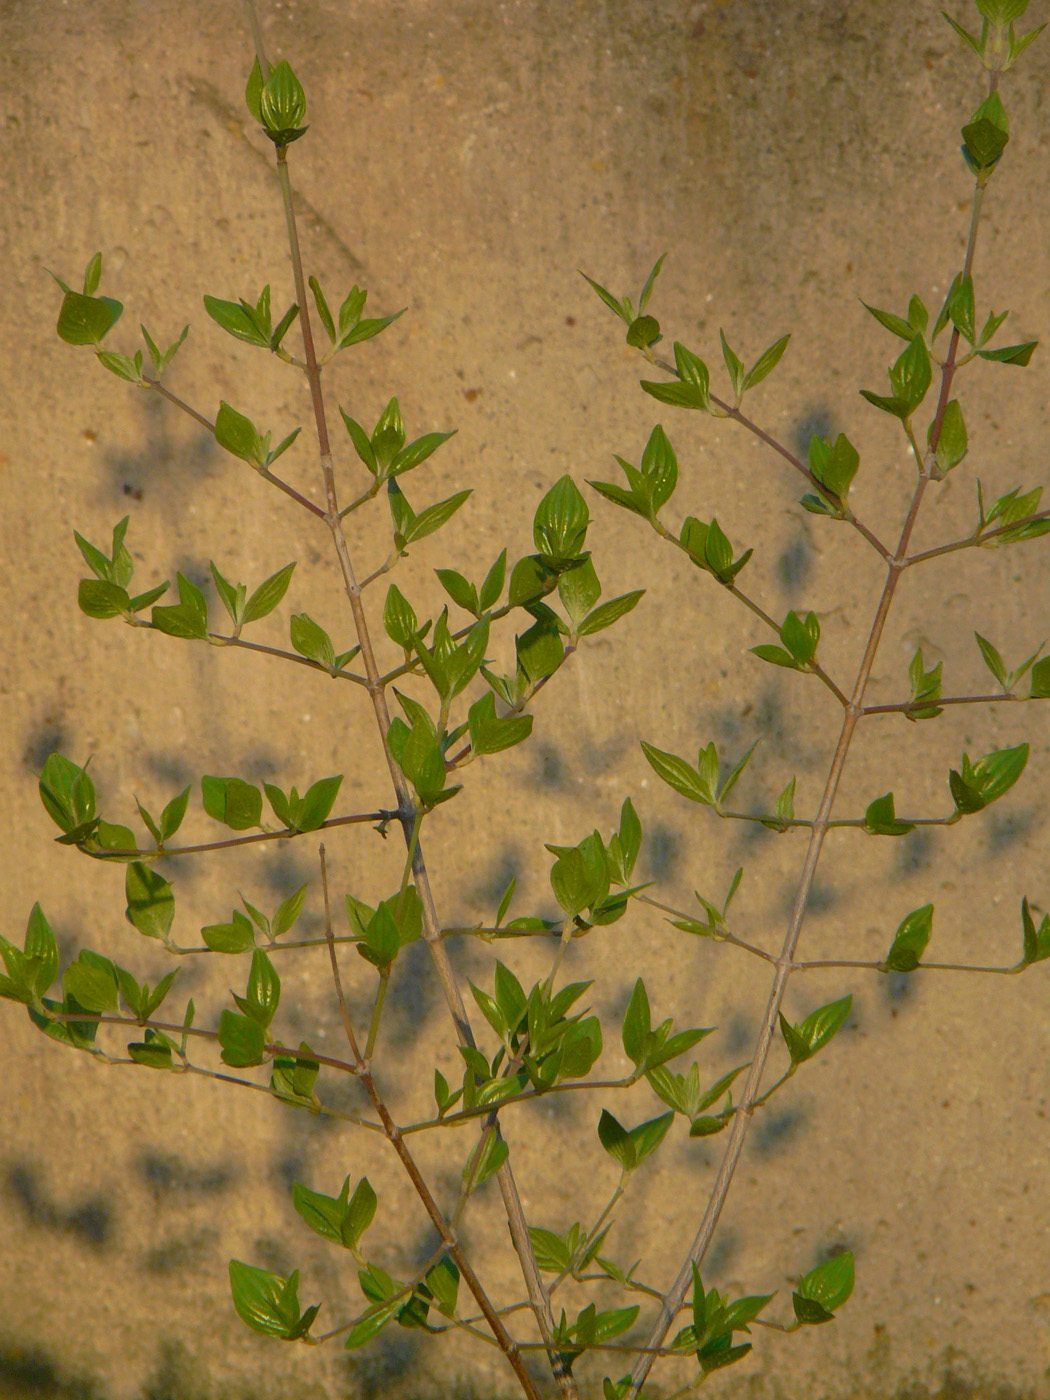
left=86, top=808, right=391, bottom=860
left=142, top=376, right=325, bottom=518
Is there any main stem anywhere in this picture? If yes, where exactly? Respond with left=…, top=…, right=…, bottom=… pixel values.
left=317, top=849, right=543, bottom=1400
left=255, top=56, right=569, bottom=1393
left=627, top=136, right=988, bottom=1400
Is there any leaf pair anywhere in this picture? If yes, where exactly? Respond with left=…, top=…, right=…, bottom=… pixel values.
left=210, top=559, right=296, bottom=634
left=229, top=1261, right=319, bottom=1341
left=342, top=397, right=451, bottom=482
left=641, top=737, right=757, bottom=812
left=214, top=400, right=300, bottom=472
left=289, top=612, right=360, bottom=675
left=801, top=434, right=860, bottom=516
left=76, top=517, right=167, bottom=621
left=751, top=610, right=820, bottom=671
left=202, top=885, right=307, bottom=953
left=204, top=285, right=299, bottom=355
left=347, top=886, right=423, bottom=969
left=621, top=978, right=712, bottom=1077
left=678, top=515, right=753, bottom=585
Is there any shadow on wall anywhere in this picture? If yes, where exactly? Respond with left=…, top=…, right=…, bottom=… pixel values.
left=0, top=1332, right=1042, bottom=1400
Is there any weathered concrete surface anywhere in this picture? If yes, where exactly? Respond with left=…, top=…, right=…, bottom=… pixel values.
left=1, top=2, right=1049, bottom=1397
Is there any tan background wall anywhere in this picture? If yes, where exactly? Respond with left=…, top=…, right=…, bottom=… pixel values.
left=2, top=1, right=1049, bottom=1398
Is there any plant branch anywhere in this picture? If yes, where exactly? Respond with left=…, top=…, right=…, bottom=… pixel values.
left=265, top=102, right=567, bottom=1388
left=627, top=108, right=992, bottom=1397
left=863, top=691, right=1039, bottom=714
left=142, top=376, right=325, bottom=518
left=88, top=808, right=391, bottom=861
left=312, top=846, right=545, bottom=1400
left=903, top=509, right=1050, bottom=564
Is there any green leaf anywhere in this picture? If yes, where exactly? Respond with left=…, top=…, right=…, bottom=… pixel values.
left=39, top=753, right=96, bottom=835
left=96, top=349, right=143, bottom=384
left=508, top=553, right=555, bottom=608
left=229, top=1261, right=316, bottom=1340
left=76, top=578, right=128, bottom=620
left=243, top=562, right=296, bottom=623
left=435, top=568, right=478, bottom=615
left=201, top=775, right=262, bottom=830
left=580, top=269, right=631, bottom=323
left=641, top=742, right=709, bottom=805
left=641, top=340, right=712, bottom=411
left=962, top=109, right=1009, bottom=173
left=578, top=590, right=645, bottom=637
left=151, top=573, right=209, bottom=640
left=202, top=910, right=256, bottom=953
left=156, top=787, right=190, bottom=844
left=718, top=742, right=758, bottom=807
left=720, top=330, right=745, bottom=398
left=885, top=903, right=934, bottom=972
left=128, top=582, right=169, bottom=613
left=464, top=1133, right=509, bottom=1191
left=793, top=1251, right=854, bottom=1324
left=621, top=979, right=651, bottom=1066
left=125, top=862, right=175, bottom=942
left=290, top=612, right=338, bottom=672
left=259, top=59, right=307, bottom=142
left=219, top=1009, right=267, bottom=1067
left=82, top=251, right=102, bottom=295
left=1021, top=898, right=1050, bottom=965
left=391, top=428, right=455, bottom=478
left=479, top=549, right=507, bottom=610
left=1030, top=657, right=1050, bottom=697
left=780, top=995, right=851, bottom=1065
left=907, top=647, right=944, bottom=719
left=516, top=617, right=564, bottom=685
left=558, top=557, right=602, bottom=625
left=63, top=950, right=118, bottom=1013
left=949, top=742, right=1029, bottom=814
left=861, top=301, right=916, bottom=341
left=405, top=490, right=472, bottom=545
left=810, top=433, right=860, bottom=503
left=635, top=253, right=666, bottom=315
left=244, top=949, right=281, bottom=1027
left=344, top=1303, right=398, bottom=1350
left=975, top=632, right=1008, bottom=686
left=978, top=340, right=1038, bottom=365
left=467, top=692, right=533, bottom=756
left=96, top=819, right=137, bottom=857
left=534, top=476, right=590, bottom=562
left=210, top=563, right=245, bottom=627
left=127, top=1029, right=175, bottom=1068
left=204, top=295, right=270, bottom=348
left=294, top=1176, right=361, bottom=1254
left=942, top=10, right=984, bottom=56
left=863, top=792, right=915, bottom=837
left=549, top=832, right=609, bottom=917
left=930, top=399, right=968, bottom=477
left=214, top=401, right=262, bottom=464
left=384, top=584, right=418, bottom=646
left=948, top=274, right=976, bottom=343
left=57, top=289, right=123, bottom=346
left=742, top=333, right=790, bottom=391
left=597, top=1109, right=673, bottom=1172
left=22, top=905, right=58, bottom=997
left=296, top=775, right=344, bottom=832
left=626, top=314, right=660, bottom=348
left=273, top=885, right=308, bottom=937
left=339, top=310, right=405, bottom=350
